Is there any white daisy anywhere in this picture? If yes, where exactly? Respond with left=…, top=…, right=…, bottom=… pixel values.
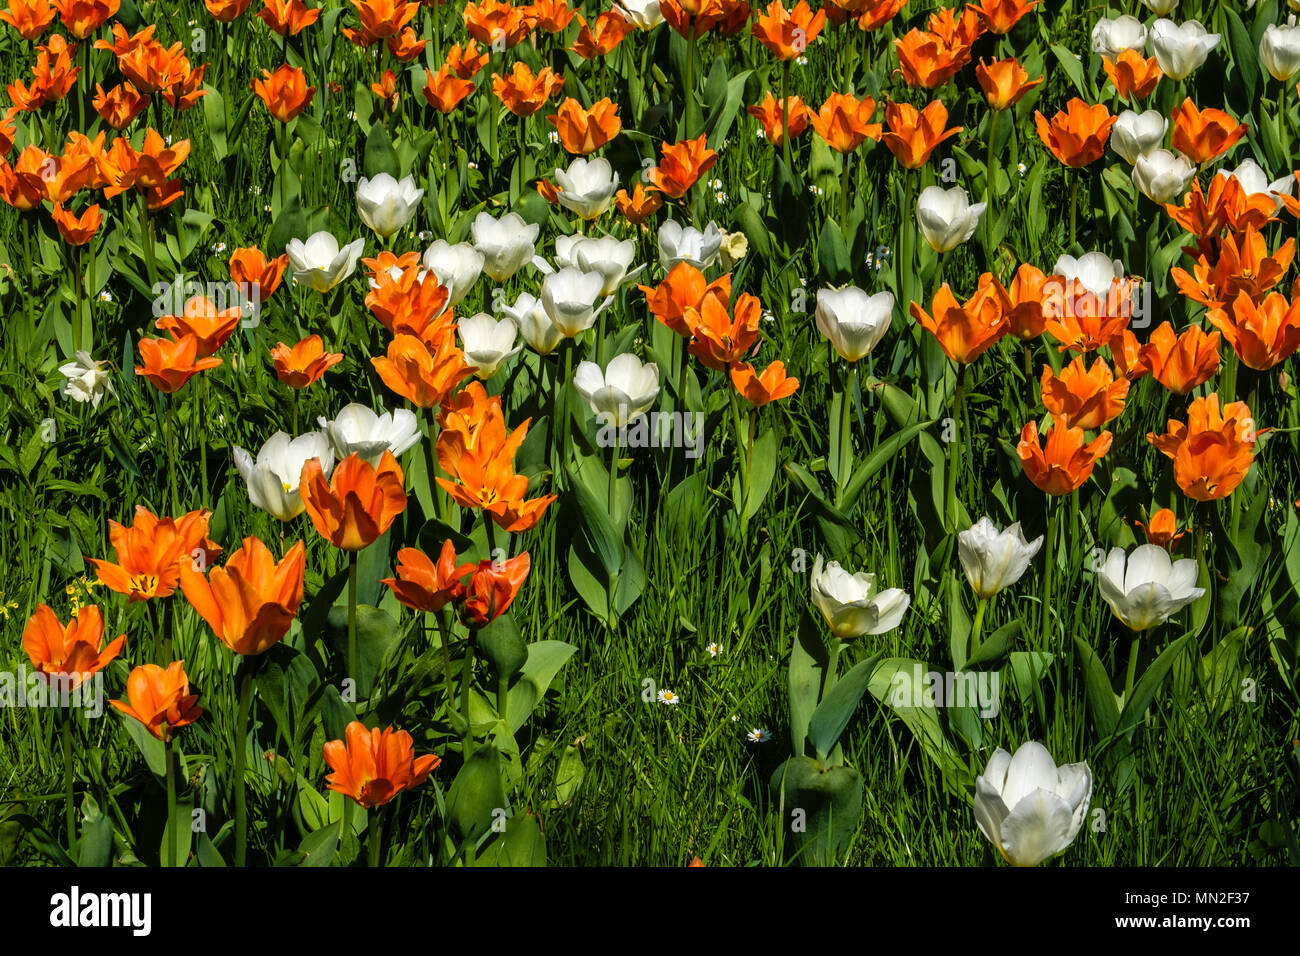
left=657, top=688, right=680, bottom=706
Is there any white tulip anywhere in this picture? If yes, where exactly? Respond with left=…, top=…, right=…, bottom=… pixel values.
left=613, top=0, right=662, bottom=29
left=1136, top=0, right=1178, bottom=15
left=573, top=235, right=645, bottom=295
left=1109, top=110, right=1167, bottom=166
left=916, top=185, right=986, bottom=253
left=1216, top=157, right=1297, bottom=214
left=1149, top=19, right=1220, bottom=81
left=458, top=313, right=522, bottom=378
left=814, top=287, right=894, bottom=361
left=554, top=157, right=619, bottom=220
left=422, top=240, right=484, bottom=306
left=809, top=554, right=910, bottom=640
left=355, top=173, right=423, bottom=239
left=1091, top=15, right=1146, bottom=58
left=317, top=404, right=422, bottom=465
left=501, top=292, right=564, bottom=355
left=1260, top=21, right=1300, bottom=81
left=1132, top=149, right=1196, bottom=202
left=286, top=232, right=366, bottom=293
left=541, top=267, right=614, bottom=338
left=974, top=742, right=1092, bottom=867
left=658, top=220, right=722, bottom=270
left=470, top=211, right=539, bottom=282
left=233, top=431, right=335, bottom=521
left=1053, top=252, right=1124, bottom=299
left=958, top=518, right=1044, bottom=600
left=1097, top=543, right=1205, bottom=631
left=573, top=353, right=660, bottom=428
left=58, top=351, right=113, bottom=408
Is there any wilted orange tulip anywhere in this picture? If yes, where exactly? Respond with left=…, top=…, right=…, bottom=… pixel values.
left=895, top=28, right=968, bottom=89
left=382, top=540, right=475, bottom=613
left=51, top=0, right=116, bottom=37
left=1140, top=322, right=1221, bottom=394
left=647, top=135, right=718, bottom=198
left=422, top=66, right=475, bottom=113
left=975, top=58, right=1042, bottom=110
left=272, top=335, right=343, bottom=387
left=323, top=721, right=440, bottom=809
left=155, top=296, right=242, bottom=357
left=0, top=0, right=56, bottom=39
left=300, top=451, right=408, bottom=551
left=461, top=551, right=531, bottom=626
left=252, top=64, right=315, bottom=123
left=572, top=10, right=633, bottom=57
left=371, top=327, right=475, bottom=408
left=1172, top=225, right=1296, bottom=308
left=1148, top=394, right=1257, bottom=501
left=90, top=507, right=214, bottom=602
left=180, top=538, right=305, bottom=656
left=616, top=183, right=664, bottom=225
left=640, top=262, right=731, bottom=337
left=751, top=0, right=825, bottom=60
left=881, top=99, right=960, bottom=168
left=731, top=360, right=799, bottom=405
left=1103, top=50, right=1162, bottom=100
left=1005, top=263, right=1048, bottom=340
left=1017, top=421, right=1113, bottom=496
left=529, top=0, right=574, bottom=31
left=1206, top=290, right=1300, bottom=371
left=492, top=61, right=565, bottom=116
left=256, top=0, right=321, bottom=35
left=111, top=661, right=203, bottom=742
left=446, top=40, right=489, bottom=78
left=463, top=0, right=532, bottom=48
left=51, top=202, right=101, bottom=245
left=684, top=291, right=763, bottom=369
left=94, top=81, right=150, bottom=129
left=748, top=92, right=809, bottom=146
left=229, top=246, right=289, bottom=300
left=205, top=0, right=253, bottom=20
left=1034, top=98, right=1115, bottom=167
left=547, top=97, right=621, bottom=154
left=809, top=93, right=881, bottom=153
left=1171, top=99, right=1247, bottom=164
left=1040, top=355, right=1129, bottom=430
left=1135, top=508, right=1186, bottom=549
left=970, top=0, right=1037, bottom=34
left=135, top=334, right=222, bottom=393
left=23, top=604, right=125, bottom=687
left=909, top=275, right=1011, bottom=364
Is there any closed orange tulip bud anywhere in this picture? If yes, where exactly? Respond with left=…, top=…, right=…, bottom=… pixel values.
left=882, top=99, right=960, bottom=169
left=1135, top=508, right=1186, bottom=549
left=809, top=93, right=881, bottom=153
left=1017, top=420, right=1112, bottom=496
left=256, top=0, right=320, bottom=35
left=382, top=540, right=475, bottom=613
left=0, top=0, right=56, bottom=39
left=111, top=661, right=202, bottom=742
left=731, top=360, right=799, bottom=405
left=616, top=183, right=664, bottom=225
left=155, top=296, right=242, bottom=357
left=909, top=275, right=1010, bottom=364
left=748, top=92, right=809, bottom=146
left=970, top=0, right=1037, bottom=34
left=371, top=327, right=475, bottom=408
left=271, top=334, right=343, bottom=387
left=1148, top=394, right=1256, bottom=501
left=492, top=61, right=565, bottom=116
left=1040, top=355, right=1129, bottom=430
left=1005, top=262, right=1048, bottom=340
left=975, top=57, right=1043, bottom=110
left=23, top=604, right=125, bottom=687
left=751, top=0, right=825, bottom=60
left=90, top=507, right=215, bottom=602
left=51, top=201, right=101, bottom=245
left=1206, top=290, right=1300, bottom=371
left=684, top=291, right=763, bottom=369
left=300, top=451, right=408, bottom=551
left=571, top=9, right=632, bottom=57
left=324, top=721, right=440, bottom=809
left=647, top=134, right=718, bottom=198
left=1171, top=99, right=1247, bottom=164
left=1034, top=98, right=1115, bottom=168
left=252, top=64, right=315, bottom=122
left=1102, top=50, right=1162, bottom=100
left=547, top=97, right=621, bottom=154
left=135, top=334, right=222, bottom=393
left=1140, top=321, right=1221, bottom=395
left=180, top=538, right=305, bottom=655
left=422, top=66, right=475, bottom=113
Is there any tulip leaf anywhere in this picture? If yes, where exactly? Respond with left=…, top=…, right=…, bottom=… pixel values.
left=1073, top=634, right=1119, bottom=739
left=293, top=819, right=341, bottom=868
left=1007, top=651, right=1054, bottom=706
left=966, top=620, right=1021, bottom=670
left=447, top=743, right=508, bottom=845
left=201, top=85, right=228, bottom=161
left=807, top=654, right=881, bottom=762
left=1049, top=43, right=1089, bottom=100
left=355, top=530, right=393, bottom=608
left=868, top=658, right=969, bottom=786
left=324, top=604, right=401, bottom=698
left=159, top=796, right=193, bottom=868
left=506, top=641, right=578, bottom=733
left=817, top=217, right=851, bottom=286
left=77, top=794, right=113, bottom=869
left=363, top=120, right=400, bottom=179
left=743, top=427, right=778, bottom=520
left=1117, top=633, right=1194, bottom=738
left=770, top=756, right=863, bottom=866
left=839, top=419, right=933, bottom=514
left=789, top=610, right=832, bottom=755
left=1226, top=9, right=1259, bottom=106
left=119, top=709, right=167, bottom=778
left=473, top=810, right=547, bottom=867
left=479, top=612, right=528, bottom=686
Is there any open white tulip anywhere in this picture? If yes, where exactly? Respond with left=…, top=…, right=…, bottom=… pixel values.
left=458, top=313, right=522, bottom=378
left=1097, top=543, right=1205, bottom=631
left=814, top=287, right=894, bottom=361
left=1110, top=110, right=1167, bottom=166
left=1137, top=0, right=1178, bottom=15
left=422, top=240, right=484, bottom=306
left=1053, top=252, right=1124, bottom=299
left=958, top=518, right=1044, bottom=599
left=1259, top=21, right=1300, bottom=81
left=541, top=267, right=613, bottom=338
left=471, top=211, right=539, bottom=282
left=974, top=742, right=1092, bottom=867
left=318, top=403, right=421, bottom=465
left=233, top=431, right=335, bottom=521
left=1132, top=149, right=1196, bottom=203
left=286, top=232, right=365, bottom=293
left=916, top=185, right=986, bottom=253
left=573, top=353, right=660, bottom=428
left=658, top=220, right=722, bottom=270
left=1217, top=157, right=1297, bottom=214
left=59, top=351, right=113, bottom=408
left=613, top=0, right=662, bottom=29
left=1091, top=15, right=1146, bottom=58
left=501, top=292, right=564, bottom=355
left=554, top=157, right=619, bottom=220
left=573, top=235, right=644, bottom=295
left=356, top=173, right=423, bottom=239
left=1149, top=18, right=1220, bottom=80
left=810, top=554, right=910, bottom=640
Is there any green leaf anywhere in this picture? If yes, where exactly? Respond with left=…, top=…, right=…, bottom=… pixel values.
left=363, top=120, right=400, bottom=179
left=506, top=641, right=578, bottom=733
left=789, top=610, right=832, bottom=755
left=473, top=810, right=547, bottom=866
left=1050, top=43, right=1088, bottom=99
left=743, top=427, right=778, bottom=520
left=77, top=794, right=113, bottom=868
left=324, top=604, right=401, bottom=697
left=119, top=712, right=167, bottom=777
left=770, top=756, right=863, bottom=867
left=447, top=744, right=507, bottom=844
left=296, top=819, right=341, bottom=867
left=807, top=654, right=881, bottom=761
left=1117, top=633, right=1193, bottom=738
left=1073, top=634, right=1119, bottom=739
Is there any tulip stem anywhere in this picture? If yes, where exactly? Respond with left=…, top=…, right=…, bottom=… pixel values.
left=434, top=609, right=458, bottom=727
left=1068, top=172, right=1079, bottom=250
left=969, top=597, right=987, bottom=664
left=62, top=711, right=75, bottom=850
left=462, top=633, right=476, bottom=759
left=347, top=550, right=359, bottom=696
left=780, top=59, right=792, bottom=176
left=368, top=805, right=386, bottom=867
left=1123, top=634, right=1141, bottom=706
left=984, top=109, right=997, bottom=255
left=944, top=362, right=967, bottom=535
left=164, top=734, right=177, bottom=868
left=234, top=662, right=254, bottom=867
left=1040, top=502, right=1058, bottom=647
left=423, top=406, right=447, bottom=524
left=136, top=192, right=158, bottom=288
left=686, top=33, right=697, bottom=141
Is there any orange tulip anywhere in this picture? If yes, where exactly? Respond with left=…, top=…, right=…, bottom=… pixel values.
left=1042, top=275, right=1136, bottom=352
left=909, top=275, right=1011, bottom=364
left=135, top=334, right=222, bottom=394
left=155, top=296, right=242, bottom=357
left=844, top=0, right=906, bottom=31
left=180, top=538, right=305, bottom=656
left=809, top=93, right=881, bottom=153
left=1017, top=420, right=1113, bottom=496
left=647, top=134, right=718, bottom=198
left=463, top=0, right=532, bottom=49
left=323, top=721, right=440, bottom=809
left=300, top=451, right=408, bottom=551
left=1040, top=355, right=1129, bottom=430
left=365, top=264, right=452, bottom=337
left=1172, top=225, right=1296, bottom=308
left=1005, top=263, right=1048, bottom=340
left=103, top=129, right=190, bottom=200
left=382, top=540, right=475, bottom=613
left=422, top=66, right=475, bottom=113
left=370, top=69, right=400, bottom=110
left=751, top=0, right=825, bottom=60
left=271, top=335, right=343, bottom=387
left=547, top=97, right=621, bottom=154
left=881, top=99, right=960, bottom=169
left=205, top=0, right=253, bottom=21
left=1108, top=329, right=1151, bottom=381
left=1102, top=50, right=1162, bottom=100
left=731, top=360, right=799, bottom=405
left=1135, top=508, right=1186, bottom=549
left=1206, top=290, right=1300, bottom=371
left=492, top=61, right=565, bottom=117
left=51, top=202, right=101, bottom=245
left=350, top=0, right=418, bottom=39
left=640, top=262, right=732, bottom=337
left=684, top=291, right=763, bottom=369
left=925, top=4, right=983, bottom=47
left=386, top=25, right=425, bottom=60
left=256, top=0, right=320, bottom=35
left=0, top=117, right=14, bottom=156
left=895, top=28, right=968, bottom=90
left=572, top=10, right=633, bottom=57
left=446, top=40, right=488, bottom=78
left=23, top=604, right=125, bottom=687
left=51, top=0, right=117, bottom=37
left=371, top=327, right=475, bottom=408
left=90, top=507, right=215, bottom=602
left=1148, top=394, right=1257, bottom=502
left=975, top=57, right=1043, bottom=110
left=528, top=0, right=574, bottom=32
left=1171, top=99, right=1247, bottom=164
left=616, top=183, right=664, bottom=225
left=748, top=92, right=809, bottom=146
left=1140, top=322, right=1221, bottom=395
left=1034, top=98, right=1115, bottom=167
left=660, top=0, right=725, bottom=39
left=252, top=64, right=315, bottom=123
left=229, top=246, right=289, bottom=301
left=970, top=0, right=1037, bottom=34
left=1164, top=176, right=1259, bottom=240
left=461, top=552, right=531, bottom=626
left=0, top=0, right=56, bottom=39
left=111, top=661, right=203, bottom=742
left=93, top=81, right=150, bottom=129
